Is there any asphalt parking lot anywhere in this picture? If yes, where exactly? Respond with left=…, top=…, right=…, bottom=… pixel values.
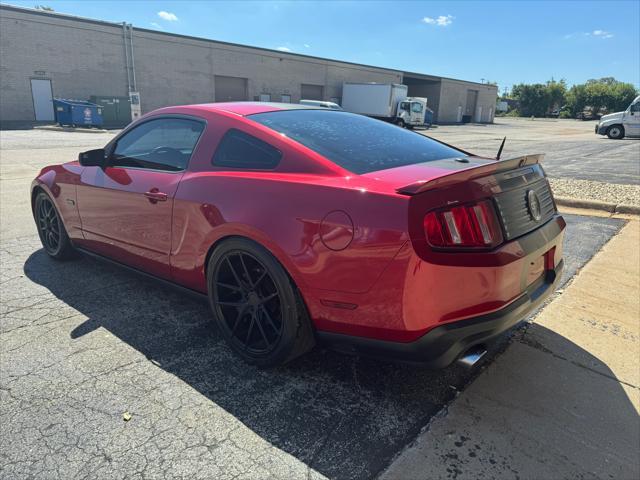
left=423, top=117, right=640, bottom=185
left=0, top=128, right=632, bottom=479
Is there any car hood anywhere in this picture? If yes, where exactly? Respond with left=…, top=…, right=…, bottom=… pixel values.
left=599, top=111, right=624, bottom=123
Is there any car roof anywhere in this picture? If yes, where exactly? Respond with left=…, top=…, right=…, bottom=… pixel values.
left=174, top=102, right=318, bottom=116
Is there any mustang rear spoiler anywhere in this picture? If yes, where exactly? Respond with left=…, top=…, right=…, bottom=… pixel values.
left=396, top=154, right=544, bottom=195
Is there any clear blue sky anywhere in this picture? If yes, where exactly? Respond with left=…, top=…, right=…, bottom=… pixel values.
left=5, top=0, right=640, bottom=92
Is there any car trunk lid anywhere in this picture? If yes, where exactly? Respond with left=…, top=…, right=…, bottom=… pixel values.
left=365, top=154, right=557, bottom=247
left=361, top=154, right=544, bottom=196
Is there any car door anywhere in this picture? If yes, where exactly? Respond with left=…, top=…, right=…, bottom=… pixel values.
left=76, top=116, right=205, bottom=279
left=624, top=101, right=640, bottom=137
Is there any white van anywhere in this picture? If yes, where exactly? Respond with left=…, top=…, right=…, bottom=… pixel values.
left=595, top=95, right=640, bottom=139
left=299, top=100, right=343, bottom=110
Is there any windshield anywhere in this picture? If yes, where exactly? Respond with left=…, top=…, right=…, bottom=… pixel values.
left=249, top=110, right=465, bottom=174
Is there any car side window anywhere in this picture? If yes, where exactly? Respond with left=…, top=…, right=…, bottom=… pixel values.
left=212, top=129, right=282, bottom=169
left=630, top=103, right=640, bottom=113
left=111, top=118, right=205, bottom=172
left=400, top=102, right=410, bottom=112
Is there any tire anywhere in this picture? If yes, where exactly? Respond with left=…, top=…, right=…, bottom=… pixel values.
left=33, top=191, right=76, bottom=260
left=397, top=119, right=406, bottom=128
left=607, top=125, right=625, bottom=139
left=207, top=238, right=315, bottom=367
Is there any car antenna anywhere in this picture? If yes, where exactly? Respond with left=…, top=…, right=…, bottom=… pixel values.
left=496, top=136, right=506, bottom=160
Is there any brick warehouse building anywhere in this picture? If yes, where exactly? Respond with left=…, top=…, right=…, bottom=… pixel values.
left=0, top=4, right=498, bottom=128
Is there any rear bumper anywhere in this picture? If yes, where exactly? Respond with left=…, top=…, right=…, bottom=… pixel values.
left=318, top=259, right=563, bottom=368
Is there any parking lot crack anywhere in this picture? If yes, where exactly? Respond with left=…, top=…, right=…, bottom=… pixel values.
left=519, top=333, right=639, bottom=389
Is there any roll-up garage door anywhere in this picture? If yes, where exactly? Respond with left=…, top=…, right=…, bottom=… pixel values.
left=301, top=84, right=324, bottom=100
left=215, top=76, right=248, bottom=102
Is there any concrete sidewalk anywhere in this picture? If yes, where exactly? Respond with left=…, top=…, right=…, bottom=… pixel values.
left=381, top=220, right=640, bottom=480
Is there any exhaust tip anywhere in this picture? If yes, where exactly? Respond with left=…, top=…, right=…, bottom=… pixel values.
left=457, top=346, right=487, bottom=369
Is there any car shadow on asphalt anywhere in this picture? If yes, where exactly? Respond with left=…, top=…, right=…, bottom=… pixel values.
left=23, top=248, right=505, bottom=480
left=22, top=214, right=634, bottom=480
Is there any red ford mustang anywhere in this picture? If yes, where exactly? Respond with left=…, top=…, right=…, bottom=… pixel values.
left=31, top=102, right=565, bottom=367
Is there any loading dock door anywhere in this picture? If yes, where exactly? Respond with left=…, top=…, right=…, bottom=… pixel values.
left=301, top=84, right=324, bottom=100
left=465, top=89, right=478, bottom=118
left=214, top=76, right=248, bottom=102
left=30, top=79, right=54, bottom=121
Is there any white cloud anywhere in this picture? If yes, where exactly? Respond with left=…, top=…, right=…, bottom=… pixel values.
left=276, top=46, right=291, bottom=52
left=150, top=22, right=163, bottom=29
left=422, top=15, right=454, bottom=27
left=304, top=43, right=310, bottom=48
left=564, top=30, right=614, bottom=40
left=157, top=11, right=178, bottom=21
left=592, top=29, right=613, bottom=38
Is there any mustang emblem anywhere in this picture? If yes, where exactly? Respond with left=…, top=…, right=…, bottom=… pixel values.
left=527, top=189, right=542, bottom=221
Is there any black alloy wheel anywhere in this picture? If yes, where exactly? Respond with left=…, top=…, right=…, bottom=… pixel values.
left=37, top=195, right=61, bottom=252
left=214, top=251, right=283, bottom=354
left=34, top=192, right=75, bottom=259
left=207, top=238, right=315, bottom=366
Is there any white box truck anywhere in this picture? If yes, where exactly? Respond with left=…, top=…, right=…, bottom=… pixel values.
left=341, top=83, right=428, bottom=128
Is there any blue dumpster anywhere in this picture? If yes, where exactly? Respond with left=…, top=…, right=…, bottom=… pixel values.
left=424, top=107, right=434, bottom=128
left=53, top=99, right=104, bottom=127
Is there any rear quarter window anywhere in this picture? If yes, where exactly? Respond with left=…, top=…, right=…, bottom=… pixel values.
left=249, top=110, right=465, bottom=174
left=212, top=129, right=282, bottom=169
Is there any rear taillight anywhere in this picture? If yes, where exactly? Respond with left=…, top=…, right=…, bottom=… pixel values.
left=423, top=200, right=503, bottom=249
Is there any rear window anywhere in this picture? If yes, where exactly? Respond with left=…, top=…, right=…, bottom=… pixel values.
left=249, top=110, right=465, bottom=174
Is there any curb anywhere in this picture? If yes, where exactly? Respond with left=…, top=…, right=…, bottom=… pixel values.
left=555, top=196, right=640, bottom=215
left=33, top=125, right=110, bottom=134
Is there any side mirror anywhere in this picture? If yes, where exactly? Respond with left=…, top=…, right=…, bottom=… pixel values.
left=78, top=148, right=106, bottom=167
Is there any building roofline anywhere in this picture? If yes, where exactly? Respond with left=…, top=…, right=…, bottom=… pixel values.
left=0, top=3, right=401, bottom=74
left=403, top=70, right=497, bottom=88
left=0, top=3, right=496, bottom=88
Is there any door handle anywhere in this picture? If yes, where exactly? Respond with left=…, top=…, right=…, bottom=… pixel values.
left=144, top=189, right=168, bottom=203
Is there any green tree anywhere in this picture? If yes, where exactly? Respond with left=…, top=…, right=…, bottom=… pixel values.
left=512, top=83, right=549, bottom=117
left=546, top=79, right=567, bottom=111
left=586, top=77, right=617, bottom=85
left=565, top=84, right=588, bottom=116
left=582, top=78, right=638, bottom=114
left=516, top=77, right=637, bottom=117
left=609, top=82, right=638, bottom=111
